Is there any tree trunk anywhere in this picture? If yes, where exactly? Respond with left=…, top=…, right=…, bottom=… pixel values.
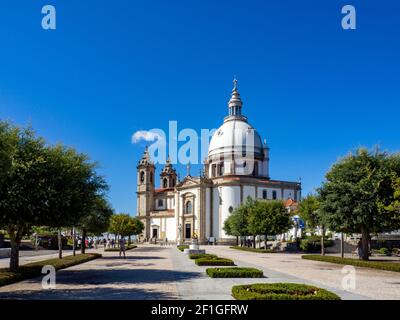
left=265, top=234, right=268, bottom=250
left=128, top=235, right=131, bottom=246
left=341, top=232, right=344, bottom=259
left=321, top=225, right=325, bottom=256
left=7, top=225, right=23, bottom=272
left=360, top=227, right=370, bottom=261
left=236, top=236, right=239, bottom=246
left=58, top=229, right=63, bottom=259
left=253, top=235, right=256, bottom=248
left=72, top=227, right=76, bottom=256
left=81, top=229, right=87, bottom=254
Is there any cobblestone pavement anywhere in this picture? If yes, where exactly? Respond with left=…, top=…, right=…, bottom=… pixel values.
left=0, top=245, right=398, bottom=300
left=204, top=246, right=400, bottom=300
left=0, top=246, right=182, bottom=300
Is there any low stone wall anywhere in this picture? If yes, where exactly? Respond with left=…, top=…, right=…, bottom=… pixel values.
left=0, top=248, right=11, bottom=258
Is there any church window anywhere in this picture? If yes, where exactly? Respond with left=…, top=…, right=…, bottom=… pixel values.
left=172, top=179, right=176, bottom=187
left=163, top=178, right=168, bottom=188
left=218, top=162, right=224, bottom=176
left=212, top=164, right=216, bottom=177
left=158, top=199, right=163, bottom=207
left=150, top=172, right=153, bottom=183
left=228, top=206, right=234, bottom=213
left=262, top=190, right=267, bottom=199
left=272, top=190, right=277, bottom=200
left=140, top=171, right=145, bottom=183
left=185, top=201, right=193, bottom=214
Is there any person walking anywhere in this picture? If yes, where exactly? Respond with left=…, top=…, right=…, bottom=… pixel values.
left=119, top=237, right=126, bottom=259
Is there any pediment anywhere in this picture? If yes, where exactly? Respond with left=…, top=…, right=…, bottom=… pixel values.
left=176, top=176, right=200, bottom=188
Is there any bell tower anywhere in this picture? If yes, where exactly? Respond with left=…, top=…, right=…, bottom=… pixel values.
left=136, top=147, right=155, bottom=239
left=160, top=156, right=177, bottom=188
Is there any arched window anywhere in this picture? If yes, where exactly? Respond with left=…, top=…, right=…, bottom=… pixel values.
left=140, top=171, right=145, bottom=183
left=163, top=178, right=168, bottom=188
left=262, top=190, right=267, bottom=199
left=150, top=172, right=153, bottom=183
left=272, top=190, right=277, bottom=200
left=185, top=201, right=192, bottom=214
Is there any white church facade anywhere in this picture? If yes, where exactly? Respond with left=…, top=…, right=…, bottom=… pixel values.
left=136, top=80, right=301, bottom=244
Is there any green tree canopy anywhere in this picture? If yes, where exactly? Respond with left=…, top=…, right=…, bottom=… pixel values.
left=298, top=194, right=321, bottom=233
left=248, top=200, right=292, bottom=239
left=108, top=214, right=137, bottom=238
left=318, top=148, right=400, bottom=260
left=0, top=121, right=110, bottom=269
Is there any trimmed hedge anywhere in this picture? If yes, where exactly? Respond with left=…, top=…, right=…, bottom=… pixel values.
left=195, top=257, right=235, bottom=266
left=300, top=238, right=334, bottom=253
left=207, top=267, right=263, bottom=278
left=0, top=253, right=101, bottom=287
left=232, top=283, right=341, bottom=300
left=231, top=246, right=276, bottom=253
left=105, top=245, right=137, bottom=252
left=188, top=253, right=217, bottom=260
left=177, top=245, right=189, bottom=252
left=302, top=255, right=400, bottom=272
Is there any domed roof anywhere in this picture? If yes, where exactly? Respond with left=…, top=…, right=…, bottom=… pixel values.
left=208, top=119, right=263, bottom=158
left=208, top=79, right=265, bottom=159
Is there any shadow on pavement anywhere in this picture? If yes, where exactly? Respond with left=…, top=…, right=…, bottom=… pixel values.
left=0, top=286, right=177, bottom=300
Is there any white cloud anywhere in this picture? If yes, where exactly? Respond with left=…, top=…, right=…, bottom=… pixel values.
left=131, top=130, right=163, bottom=144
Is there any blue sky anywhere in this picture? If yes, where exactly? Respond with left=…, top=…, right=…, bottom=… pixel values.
left=1, top=0, right=399, bottom=215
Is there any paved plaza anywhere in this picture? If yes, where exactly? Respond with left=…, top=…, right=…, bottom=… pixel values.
left=0, top=245, right=399, bottom=300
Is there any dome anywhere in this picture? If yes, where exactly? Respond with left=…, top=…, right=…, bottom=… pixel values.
left=208, top=118, right=264, bottom=158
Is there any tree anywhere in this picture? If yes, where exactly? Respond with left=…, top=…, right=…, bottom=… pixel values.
left=78, top=197, right=113, bottom=254
left=318, top=148, right=400, bottom=260
left=298, top=194, right=327, bottom=255
left=132, top=218, right=145, bottom=239
left=108, top=214, right=137, bottom=245
left=0, top=124, right=49, bottom=271
left=223, top=198, right=252, bottom=246
left=0, top=122, right=109, bottom=269
left=248, top=200, right=292, bottom=249
left=298, top=194, right=320, bottom=233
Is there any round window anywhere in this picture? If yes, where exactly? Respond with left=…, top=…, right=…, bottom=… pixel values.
left=228, top=206, right=234, bottom=213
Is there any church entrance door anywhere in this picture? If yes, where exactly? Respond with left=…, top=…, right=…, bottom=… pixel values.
left=185, top=223, right=191, bottom=239
left=152, top=228, right=158, bottom=239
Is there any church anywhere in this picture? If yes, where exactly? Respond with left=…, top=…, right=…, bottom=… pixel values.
left=136, top=80, right=301, bottom=244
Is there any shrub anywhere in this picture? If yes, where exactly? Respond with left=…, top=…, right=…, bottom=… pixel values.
left=232, top=283, right=340, bottom=300
left=302, top=255, right=400, bottom=272
left=230, top=246, right=276, bottom=253
left=206, top=267, right=263, bottom=278
left=195, top=257, right=235, bottom=266
left=188, top=253, right=217, bottom=260
left=0, top=253, right=101, bottom=287
left=177, top=245, right=189, bottom=252
left=105, top=245, right=137, bottom=252
left=300, top=237, right=333, bottom=253
left=377, top=248, right=391, bottom=256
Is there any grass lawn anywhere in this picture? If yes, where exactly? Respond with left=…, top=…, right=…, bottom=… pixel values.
left=302, top=254, right=400, bottom=272
left=104, top=245, right=137, bottom=252
left=230, top=246, right=276, bottom=253
left=0, top=253, right=101, bottom=287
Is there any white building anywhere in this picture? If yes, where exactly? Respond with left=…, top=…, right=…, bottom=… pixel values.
left=137, top=80, right=301, bottom=244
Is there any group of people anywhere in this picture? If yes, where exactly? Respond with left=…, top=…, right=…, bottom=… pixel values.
left=75, top=237, right=127, bottom=258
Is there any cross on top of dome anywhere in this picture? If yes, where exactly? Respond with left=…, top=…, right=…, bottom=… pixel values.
left=228, top=77, right=243, bottom=117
